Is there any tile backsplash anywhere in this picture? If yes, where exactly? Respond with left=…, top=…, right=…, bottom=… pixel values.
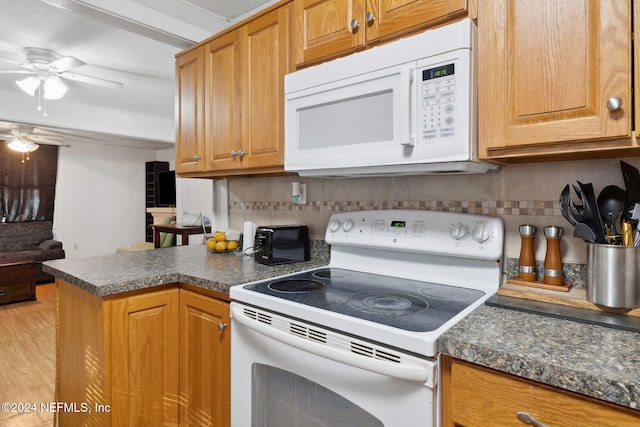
left=227, top=157, right=637, bottom=277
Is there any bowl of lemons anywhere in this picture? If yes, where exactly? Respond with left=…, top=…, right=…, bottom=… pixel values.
left=206, top=230, right=241, bottom=254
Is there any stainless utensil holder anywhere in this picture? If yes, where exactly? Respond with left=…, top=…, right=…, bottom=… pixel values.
left=587, top=243, right=640, bottom=309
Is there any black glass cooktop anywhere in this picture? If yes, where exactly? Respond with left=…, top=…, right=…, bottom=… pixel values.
left=243, top=268, right=484, bottom=332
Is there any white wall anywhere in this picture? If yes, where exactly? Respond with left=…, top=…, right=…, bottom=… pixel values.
left=53, top=140, right=175, bottom=258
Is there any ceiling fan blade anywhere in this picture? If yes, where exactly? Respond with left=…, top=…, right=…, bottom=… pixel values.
left=0, top=70, right=34, bottom=75
left=48, top=56, right=86, bottom=72
left=0, top=55, right=24, bottom=66
left=59, top=72, right=123, bottom=89
left=31, top=139, right=69, bottom=147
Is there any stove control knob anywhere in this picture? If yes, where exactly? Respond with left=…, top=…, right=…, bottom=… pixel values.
left=450, top=223, right=468, bottom=240
left=473, top=223, right=492, bottom=243
left=329, top=219, right=341, bottom=232
left=342, top=218, right=354, bottom=232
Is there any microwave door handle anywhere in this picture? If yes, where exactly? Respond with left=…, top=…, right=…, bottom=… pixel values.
left=400, top=68, right=415, bottom=148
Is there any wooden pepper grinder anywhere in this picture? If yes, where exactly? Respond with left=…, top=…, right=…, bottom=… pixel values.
left=518, top=225, right=537, bottom=282
left=543, top=226, right=564, bottom=286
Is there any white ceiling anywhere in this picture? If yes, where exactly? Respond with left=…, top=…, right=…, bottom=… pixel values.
left=0, top=0, right=277, bottom=149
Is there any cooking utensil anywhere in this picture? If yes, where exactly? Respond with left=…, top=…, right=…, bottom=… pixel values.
left=597, top=185, right=626, bottom=244
left=572, top=182, right=607, bottom=244
left=573, top=223, right=597, bottom=243
left=622, top=221, right=634, bottom=246
left=568, top=184, right=585, bottom=219
left=620, top=161, right=640, bottom=221
left=559, top=185, right=576, bottom=226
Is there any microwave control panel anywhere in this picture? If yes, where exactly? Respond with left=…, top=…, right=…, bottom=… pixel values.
left=420, top=63, right=456, bottom=141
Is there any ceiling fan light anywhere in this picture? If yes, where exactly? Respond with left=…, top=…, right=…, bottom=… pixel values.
left=43, top=76, right=67, bottom=100
left=7, top=138, right=39, bottom=153
left=16, top=76, right=40, bottom=96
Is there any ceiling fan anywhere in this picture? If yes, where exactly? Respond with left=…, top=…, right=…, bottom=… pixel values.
left=0, top=47, right=123, bottom=115
left=0, top=125, right=68, bottom=162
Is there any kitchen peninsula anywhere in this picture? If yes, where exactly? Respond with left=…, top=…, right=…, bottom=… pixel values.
left=44, top=244, right=328, bottom=426
left=45, top=244, right=640, bottom=425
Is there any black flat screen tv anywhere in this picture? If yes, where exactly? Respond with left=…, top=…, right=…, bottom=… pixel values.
left=157, top=170, right=176, bottom=207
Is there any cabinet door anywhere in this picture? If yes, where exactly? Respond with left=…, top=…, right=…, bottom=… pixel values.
left=293, top=0, right=365, bottom=65
left=479, top=0, right=631, bottom=159
left=367, top=0, right=467, bottom=42
left=179, top=290, right=230, bottom=427
left=176, top=48, right=206, bottom=173
left=442, top=357, right=640, bottom=427
left=241, top=5, right=290, bottom=171
left=204, top=31, right=243, bottom=171
left=109, top=289, right=180, bottom=426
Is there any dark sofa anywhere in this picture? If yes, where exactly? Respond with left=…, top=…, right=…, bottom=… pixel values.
left=0, top=221, right=65, bottom=282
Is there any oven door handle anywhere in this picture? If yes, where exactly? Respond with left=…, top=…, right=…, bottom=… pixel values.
left=231, top=305, right=435, bottom=385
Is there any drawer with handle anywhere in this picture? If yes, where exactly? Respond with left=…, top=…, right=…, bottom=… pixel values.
left=0, top=259, right=36, bottom=304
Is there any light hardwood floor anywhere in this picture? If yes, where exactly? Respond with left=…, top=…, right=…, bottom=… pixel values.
left=0, top=283, right=56, bottom=426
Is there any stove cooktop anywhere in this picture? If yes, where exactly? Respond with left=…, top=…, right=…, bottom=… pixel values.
left=242, top=268, right=485, bottom=332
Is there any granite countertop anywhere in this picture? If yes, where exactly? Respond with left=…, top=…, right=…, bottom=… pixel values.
left=43, top=243, right=330, bottom=297
left=439, top=304, right=640, bottom=412
left=45, top=245, right=640, bottom=412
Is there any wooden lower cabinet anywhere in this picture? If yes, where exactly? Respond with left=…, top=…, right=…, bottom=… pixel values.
left=56, top=280, right=230, bottom=426
left=441, top=356, right=640, bottom=426
left=179, top=289, right=231, bottom=427
left=108, top=288, right=180, bottom=426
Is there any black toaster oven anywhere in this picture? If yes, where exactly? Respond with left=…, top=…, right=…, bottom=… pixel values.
left=254, top=225, right=310, bottom=265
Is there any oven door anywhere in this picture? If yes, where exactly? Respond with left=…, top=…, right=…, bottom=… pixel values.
left=230, top=302, right=437, bottom=427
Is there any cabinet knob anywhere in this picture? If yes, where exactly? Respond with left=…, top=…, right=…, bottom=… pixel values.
left=231, top=150, right=246, bottom=159
left=516, top=412, right=549, bottom=427
left=365, top=12, right=375, bottom=23
left=350, top=19, right=360, bottom=31
left=218, top=322, right=228, bottom=331
left=606, top=97, right=622, bottom=111
left=194, top=155, right=201, bottom=161
left=0, top=290, right=7, bottom=297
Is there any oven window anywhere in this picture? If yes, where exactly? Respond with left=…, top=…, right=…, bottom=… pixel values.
left=252, top=363, right=383, bottom=427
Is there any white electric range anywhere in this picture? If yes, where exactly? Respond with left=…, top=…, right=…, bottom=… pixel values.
left=230, top=209, right=504, bottom=426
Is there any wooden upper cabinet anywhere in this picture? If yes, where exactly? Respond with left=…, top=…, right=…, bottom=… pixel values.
left=293, top=0, right=366, bottom=65
left=241, top=6, right=290, bottom=170
left=204, top=30, right=243, bottom=171
left=372, top=0, right=468, bottom=41
left=293, top=0, right=468, bottom=66
left=175, top=47, right=205, bottom=173
left=479, top=0, right=633, bottom=161
left=176, top=3, right=290, bottom=176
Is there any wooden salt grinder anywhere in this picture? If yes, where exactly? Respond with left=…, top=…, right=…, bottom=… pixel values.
left=543, top=226, right=564, bottom=286
left=518, top=225, right=537, bottom=282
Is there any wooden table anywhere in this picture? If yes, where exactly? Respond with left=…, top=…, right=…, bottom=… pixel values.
left=0, top=257, right=36, bottom=305
left=151, top=223, right=211, bottom=248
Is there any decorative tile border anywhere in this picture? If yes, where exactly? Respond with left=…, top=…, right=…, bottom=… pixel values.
left=231, top=200, right=561, bottom=216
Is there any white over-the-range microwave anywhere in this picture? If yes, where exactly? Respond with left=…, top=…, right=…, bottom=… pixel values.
left=284, top=19, right=498, bottom=177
